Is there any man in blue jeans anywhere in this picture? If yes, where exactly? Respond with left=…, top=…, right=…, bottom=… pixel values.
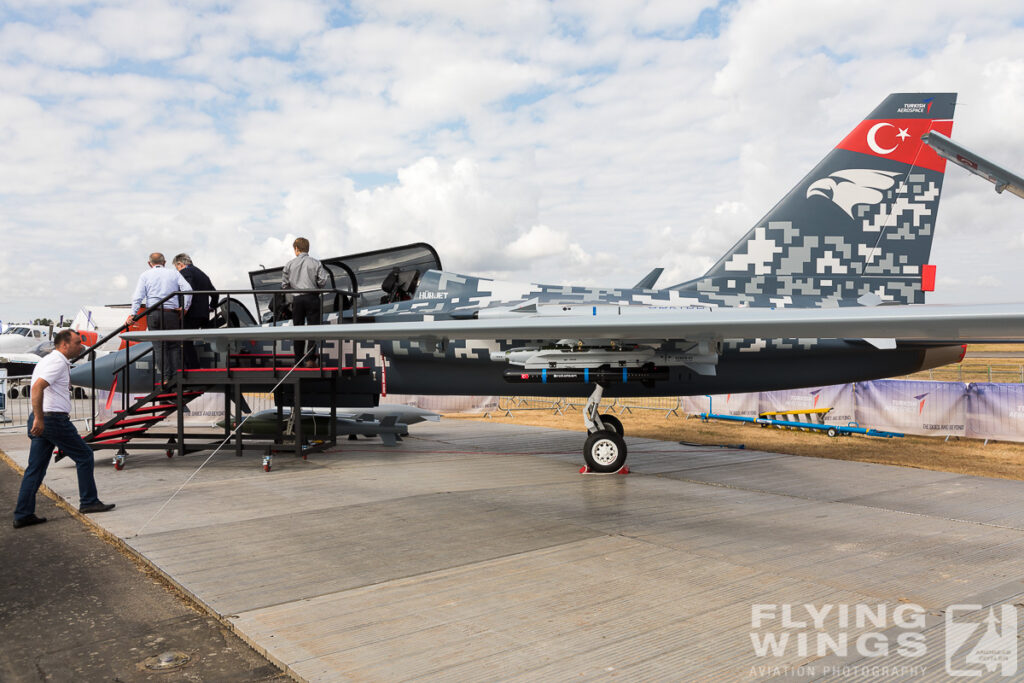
left=13, top=329, right=115, bottom=529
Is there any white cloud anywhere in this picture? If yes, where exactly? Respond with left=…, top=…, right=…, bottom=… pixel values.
left=338, top=157, right=537, bottom=272
left=86, top=0, right=193, bottom=62
left=0, top=22, right=109, bottom=68
left=2, top=1, right=1024, bottom=323
left=506, top=224, right=571, bottom=259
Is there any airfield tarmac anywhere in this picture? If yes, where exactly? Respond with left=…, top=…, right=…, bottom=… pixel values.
left=4, top=421, right=1024, bottom=682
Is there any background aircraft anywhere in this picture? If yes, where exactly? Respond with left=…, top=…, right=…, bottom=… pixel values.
left=0, top=324, right=51, bottom=355
left=117, top=92, right=1024, bottom=472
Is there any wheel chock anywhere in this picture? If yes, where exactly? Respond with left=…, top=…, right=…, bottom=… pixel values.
left=578, top=465, right=630, bottom=475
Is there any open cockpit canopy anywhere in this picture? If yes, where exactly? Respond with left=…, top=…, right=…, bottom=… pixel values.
left=248, top=243, right=441, bottom=323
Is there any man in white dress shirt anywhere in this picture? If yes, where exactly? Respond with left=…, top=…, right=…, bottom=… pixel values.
left=14, top=330, right=115, bottom=528
left=126, top=252, right=193, bottom=384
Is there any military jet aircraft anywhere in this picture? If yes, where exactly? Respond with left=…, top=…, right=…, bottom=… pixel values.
left=120, top=92, right=1024, bottom=473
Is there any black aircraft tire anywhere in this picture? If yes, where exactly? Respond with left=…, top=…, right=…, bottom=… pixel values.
left=584, top=430, right=628, bottom=473
left=8, top=387, right=18, bottom=399
left=599, top=414, right=624, bottom=436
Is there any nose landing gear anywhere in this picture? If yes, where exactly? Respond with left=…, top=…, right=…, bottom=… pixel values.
left=581, top=384, right=628, bottom=474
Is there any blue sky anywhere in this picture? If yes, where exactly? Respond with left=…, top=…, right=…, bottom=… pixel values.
left=2, top=0, right=1024, bottom=322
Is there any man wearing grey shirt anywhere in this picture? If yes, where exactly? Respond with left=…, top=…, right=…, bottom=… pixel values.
left=282, top=237, right=329, bottom=367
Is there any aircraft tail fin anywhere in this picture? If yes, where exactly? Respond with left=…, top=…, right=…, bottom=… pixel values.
left=674, top=93, right=956, bottom=306
left=633, top=267, right=664, bottom=290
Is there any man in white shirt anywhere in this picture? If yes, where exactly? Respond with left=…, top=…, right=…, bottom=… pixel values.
left=126, top=252, right=193, bottom=384
left=14, top=330, right=115, bottom=529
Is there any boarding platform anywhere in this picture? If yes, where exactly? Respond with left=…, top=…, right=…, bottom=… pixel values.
left=72, top=243, right=444, bottom=471
left=84, top=361, right=377, bottom=471
left=75, top=282, right=375, bottom=470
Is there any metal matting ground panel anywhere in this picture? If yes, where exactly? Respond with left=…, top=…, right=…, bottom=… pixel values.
left=841, top=475, right=1024, bottom=529
left=658, top=454, right=966, bottom=501
left=5, top=420, right=1024, bottom=681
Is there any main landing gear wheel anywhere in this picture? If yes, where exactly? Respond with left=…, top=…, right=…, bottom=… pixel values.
left=579, top=383, right=629, bottom=473
left=584, top=430, right=628, bottom=473
left=599, top=413, right=623, bottom=436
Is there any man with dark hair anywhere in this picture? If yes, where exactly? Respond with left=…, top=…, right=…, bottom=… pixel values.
left=14, top=331, right=114, bottom=528
left=172, top=253, right=219, bottom=369
left=281, top=237, right=329, bottom=367
left=126, top=252, right=192, bottom=383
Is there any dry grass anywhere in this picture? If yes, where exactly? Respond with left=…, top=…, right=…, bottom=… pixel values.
left=965, top=343, right=1024, bottom=356
left=449, top=409, right=1024, bottom=481
left=898, top=343, right=1024, bottom=383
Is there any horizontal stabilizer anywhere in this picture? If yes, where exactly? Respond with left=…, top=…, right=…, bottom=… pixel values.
left=922, top=130, right=1024, bottom=199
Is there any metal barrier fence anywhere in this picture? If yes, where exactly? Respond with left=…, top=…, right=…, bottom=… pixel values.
left=0, top=396, right=96, bottom=432
left=916, top=364, right=1024, bottom=383
left=492, top=395, right=683, bottom=418
left=0, top=375, right=96, bottom=431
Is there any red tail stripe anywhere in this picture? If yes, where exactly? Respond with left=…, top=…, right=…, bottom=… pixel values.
left=836, top=119, right=953, bottom=173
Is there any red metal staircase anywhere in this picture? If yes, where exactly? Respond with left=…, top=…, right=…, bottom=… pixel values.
left=84, top=381, right=209, bottom=469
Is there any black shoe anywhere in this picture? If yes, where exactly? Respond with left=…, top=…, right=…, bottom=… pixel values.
left=54, top=450, right=66, bottom=463
left=79, top=502, right=116, bottom=514
left=13, top=514, right=47, bottom=529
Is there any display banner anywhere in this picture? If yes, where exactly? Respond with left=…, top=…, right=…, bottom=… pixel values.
left=93, top=391, right=150, bottom=425
left=383, top=394, right=497, bottom=413
left=93, top=391, right=227, bottom=426
left=854, top=380, right=966, bottom=436
left=966, top=383, right=1024, bottom=443
left=757, top=384, right=855, bottom=425
left=681, top=392, right=760, bottom=418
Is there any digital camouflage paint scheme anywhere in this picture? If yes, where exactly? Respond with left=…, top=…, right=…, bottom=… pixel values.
left=104, top=93, right=1024, bottom=470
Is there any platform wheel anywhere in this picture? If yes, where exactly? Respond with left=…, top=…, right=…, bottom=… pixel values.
left=113, top=454, right=125, bottom=471
left=826, top=427, right=838, bottom=438
left=598, top=413, right=624, bottom=436
left=583, top=430, right=628, bottom=473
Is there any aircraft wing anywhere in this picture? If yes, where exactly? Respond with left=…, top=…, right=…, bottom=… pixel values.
left=922, top=131, right=1024, bottom=199
left=122, top=302, right=1024, bottom=344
